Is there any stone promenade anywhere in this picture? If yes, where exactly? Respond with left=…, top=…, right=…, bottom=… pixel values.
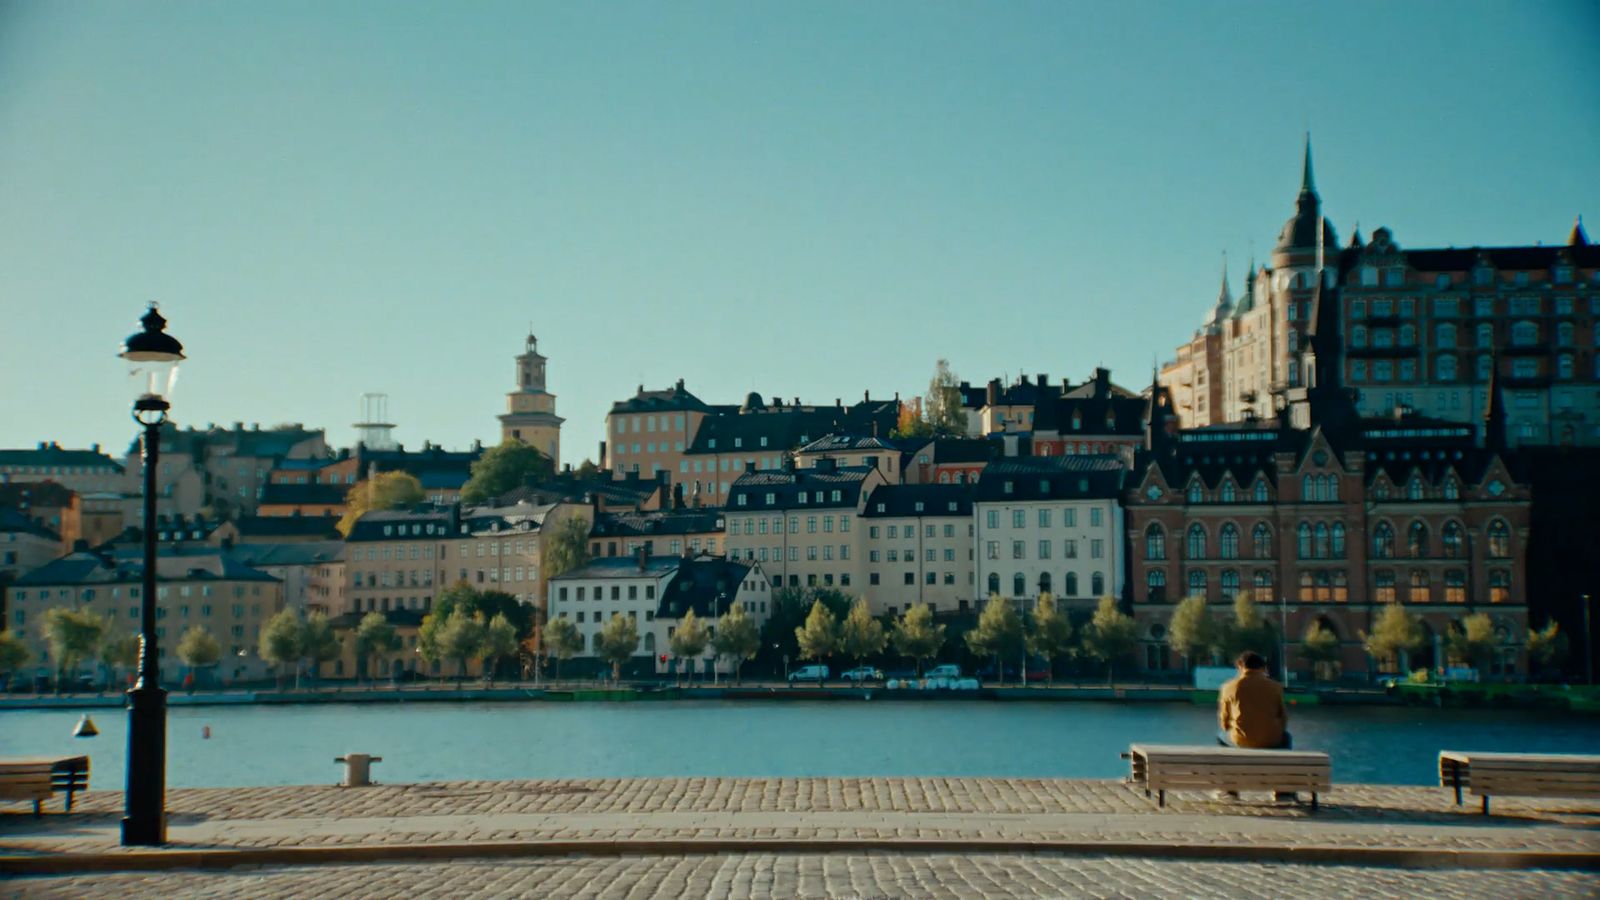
left=2, top=778, right=1597, bottom=898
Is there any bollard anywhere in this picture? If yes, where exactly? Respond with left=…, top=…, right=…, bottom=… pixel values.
left=334, top=752, right=383, bottom=787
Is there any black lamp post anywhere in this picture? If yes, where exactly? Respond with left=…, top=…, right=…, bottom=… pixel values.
left=119, top=303, right=184, bottom=847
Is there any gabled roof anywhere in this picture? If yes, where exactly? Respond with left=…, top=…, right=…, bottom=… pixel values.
left=794, top=433, right=907, bottom=455
left=973, top=456, right=1125, bottom=502
left=861, top=484, right=974, bottom=518
left=592, top=509, right=724, bottom=538
left=0, top=508, right=60, bottom=541
left=550, top=555, right=683, bottom=581
left=229, top=515, right=343, bottom=540
left=685, top=401, right=899, bottom=456
left=228, top=540, right=346, bottom=566
left=728, top=464, right=879, bottom=510
left=460, top=501, right=559, bottom=536
left=0, top=444, right=123, bottom=472
left=1387, top=244, right=1600, bottom=272
left=345, top=506, right=458, bottom=542
left=16, top=548, right=281, bottom=586
left=657, top=557, right=757, bottom=619
left=609, top=380, right=714, bottom=415
left=0, top=480, right=77, bottom=508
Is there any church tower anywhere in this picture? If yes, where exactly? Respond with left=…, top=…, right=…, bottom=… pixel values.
left=498, top=333, right=564, bottom=467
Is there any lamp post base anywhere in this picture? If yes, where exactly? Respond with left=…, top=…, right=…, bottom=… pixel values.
left=122, top=683, right=168, bottom=846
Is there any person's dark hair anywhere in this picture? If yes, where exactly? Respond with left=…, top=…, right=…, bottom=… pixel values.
left=1236, top=651, right=1267, bottom=671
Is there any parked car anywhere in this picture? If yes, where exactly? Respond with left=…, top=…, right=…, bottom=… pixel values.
left=975, top=663, right=1020, bottom=681
left=925, top=664, right=961, bottom=679
left=788, top=665, right=829, bottom=683
left=841, top=666, right=882, bottom=682
left=1025, top=666, right=1052, bottom=684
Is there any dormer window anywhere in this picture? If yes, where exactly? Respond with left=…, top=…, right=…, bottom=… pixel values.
left=708, top=439, right=716, bottom=449
left=914, top=502, right=924, bottom=512
left=876, top=503, right=886, bottom=513
left=734, top=438, right=742, bottom=448
left=764, top=492, right=776, bottom=505
left=1003, top=481, right=1013, bottom=495
left=1039, top=479, right=1049, bottom=493
left=1554, top=266, right=1573, bottom=284
left=1473, top=266, right=1493, bottom=286
left=736, top=495, right=748, bottom=507
left=1186, top=482, right=1202, bottom=504
left=759, top=436, right=768, bottom=447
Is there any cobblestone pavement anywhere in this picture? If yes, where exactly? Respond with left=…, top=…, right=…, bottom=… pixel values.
left=6, top=853, right=1598, bottom=899
left=4, top=778, right=1597, bottom=858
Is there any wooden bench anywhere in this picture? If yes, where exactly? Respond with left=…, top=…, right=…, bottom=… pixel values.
left=1124, top=743, right=1331, bottom=812
left=0, top=756, right=90, bottom=815
left=1438, top=750, right=1600, bottom=815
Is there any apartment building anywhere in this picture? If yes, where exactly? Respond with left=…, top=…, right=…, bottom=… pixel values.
left=723, top=460, right=887, bottom=591
left=859, top=484, right=975, bottom=616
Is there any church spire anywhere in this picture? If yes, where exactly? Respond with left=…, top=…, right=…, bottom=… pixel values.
left=1571, top=214, right=1591, bottom=247
left=1301, top=133, right=1316, bottom=196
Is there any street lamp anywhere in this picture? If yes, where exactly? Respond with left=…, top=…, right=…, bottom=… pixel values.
left=119, top=303, right=184, bottom=847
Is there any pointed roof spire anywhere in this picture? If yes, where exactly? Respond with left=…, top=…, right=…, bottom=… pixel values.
left=1301, top=133, right=1316, bottom=195
left=1570, top=214, right=1590, bottom=247
left=1348, top=220, right=1364, bottom=249
left=1217, top=254, right=1232, bottom=305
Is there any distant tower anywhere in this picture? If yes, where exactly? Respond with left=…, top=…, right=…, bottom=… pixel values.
left=498, top=332, right=564, bottom=466
left=354, top=393, right=397, bottom=450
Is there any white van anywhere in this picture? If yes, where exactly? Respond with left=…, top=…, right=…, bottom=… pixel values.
left=788, top=665, right=829, bottom=683
left=925, top=664, right=961, bottom=679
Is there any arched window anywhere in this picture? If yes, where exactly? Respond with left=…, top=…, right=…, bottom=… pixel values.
left=1297, top=522, right=1312, bottom=559
left=1252, top=523, right=1271, bottom=558
left=1065, top=572, right=1079, bottom=596
left=1220, top=570, right=1240, bottom=600
left=1253, top=570, right=1273, bottom=594
left=1441, top=522, right=1464, bottom=559
left=1443, top=479, right=1459, bottom=500
left=1221, top=481, right=1236, bottom=503
left=1302, top=474, right=1316, bottom=501
left=1187, top=524, right=1207, bottom=559
left=1373, top=522, right=1396, bottom=558
left=1487, top=520, right=1511, bottom=558
left=1219, top=523, right=1239, bottom=559
left=1253, top=480, right=1269, bottom=503
left=1436, top=323, right=1457, bottom=346
left=1325, top=475, right=1339, bottom=502
left=987, top=572, right=1000, bottom=595
left=1187, top=569, right=1207, bottom=598
left=1145, top=524, right=1166, bottom=560
left=1331, top=522, right=1346, bottom=558
left=1039, top=572, right=1052, bottom=594
left=1314, top=522, right=1330, bottom=559
left=1187, top=481, right=1203, bottom=503
left=1489, top=570, right=1511, bottom=603
left=1013, top=573, right=1026, bottom=597
left=1409, top=569, right=1430, bottom=603
left=1407, top=478, right=1424, bottom=501
left=1146, top=569, right=1166, bottom=603
left=1091, top=572, right=1105, bottom=596
left=1408, top=521, right=1429, bottom=558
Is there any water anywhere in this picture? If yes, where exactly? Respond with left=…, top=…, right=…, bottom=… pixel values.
left=2, top=700, right=1595, bottom=789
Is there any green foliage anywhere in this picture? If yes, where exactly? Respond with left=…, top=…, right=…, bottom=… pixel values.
left=0, top=630, right=31, bottom=677
left=417, top=612, right=445, bottom=672
left=461, top=440, right=556, bottom=504
left=1216, top=593, right=1273, bottom=662
left=300, top=611, right=342, bottom=679
left=258, top=609, right=304, bottom=687
left=100, top=631, right=140, bottom=686
left=668, top=608, right=710, bottom=662
left=573, top=459, right=601, bottom=480
left=42, top=607, right=108, bottom=684
left=794, top=600, right=840, bottom=668
left=595, top=613, right=640, bottom=680
left=1526, top=620, right=1569, bottom=671
left=924, top=358, right=967, bottom=436
left=966, top=595, right=1023, bottom=681
left=353, top=611, right=401, bottom=682
left=544, top=516, right=593, bottom=580
left=764, top=588, right=851, bottom=660
left=889, top=604, right=945, bottom=673
left=1082, top=597, right=1138, bottom=682
left=1445, top=612, right=1497, bottom=672
left=541, top=616, right=583, bottom=678
left=1363, top=604, right=1422, bottom=669
left=481, top=613, right=519, bottom=682
left=838, top=598, right=887, bottom=663
left=337, top=471, right=424, bottom=536
left=176, top=625, right=221, bottom=669
left=433, top=582, right=532, bottom=638
left=1299, top=621, right=1341, bottom=678
left=710, top=603, right=761, bottom=681
left=438, top=611, right=487, bottom=678
left=1025, top=593, right=1074, bottom=683
left=1165, top=595, right=1218, bottom=667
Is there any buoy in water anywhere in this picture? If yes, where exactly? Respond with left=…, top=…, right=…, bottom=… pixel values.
left=203, top=725, right=211, bottom=739
left=73, top=714, right=99, bottom=738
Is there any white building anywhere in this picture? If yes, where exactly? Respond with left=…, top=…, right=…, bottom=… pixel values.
left=859, top=484, right=975, bottom=616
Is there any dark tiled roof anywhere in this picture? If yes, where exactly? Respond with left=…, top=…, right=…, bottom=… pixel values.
left=727, top=465, right=878, bottom=510
left=0, top=508, right=60, bottom=541
left=150, top=424, right=324, bottom=460
left=230, top=515, right=343, bottom=540
left=657, top=557, right=757, bottom=619
left=609, top=381, right=714, bottom=415
left=592, top=509, right=724, bottom=538
left=460, top=501, right=559, bottom=536
left=345, top=507, right=458, bottom=542
left=228, top=540, right=346, bottom=566
left=974, top=456, right=1125, bottom=502
left=1395, top=244, right=1600, bottom=272
left=260, top=483, right=347, bottom=506
left=795, top=433, right=907, bottom=455
left=16, top=549, right=280, bottom=586
left=861, top=484, right=974, bottom=518
left=0, top=444, right=123, bottom=472
left=0, top=481, right=77, bottom=507
left=685, top=402, right=899, bottom=456
left=924, top=438, right=999, bottom=465
left=1032, top=392, right=1147, bottom=436
left=550, top=556, right=683, bottom=581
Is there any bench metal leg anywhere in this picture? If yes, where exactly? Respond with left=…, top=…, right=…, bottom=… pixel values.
left=1310, top=792, right=1318, bottom=813
left=1450, top=761, right=1463, bottom=806
left=1158, top=789, right=1165, bottom=808
left=65, top=785, right=74, bottom=812
left=1482, top=795, right=1490, bottom=816
left=33, top=798, right=41, bottom=817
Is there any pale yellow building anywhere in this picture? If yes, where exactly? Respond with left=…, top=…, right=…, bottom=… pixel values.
left=499, top=334, right=564, bottom=466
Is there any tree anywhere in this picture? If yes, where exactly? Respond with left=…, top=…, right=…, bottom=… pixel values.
left=99, top=631, right=140, bottom=691
left=595, top=613, right=640, bottom=682
left=763, top=588, right=851, bottom=664
left=1082, top=597, right=1138, bottom=684
left=41, top=608, right=107, bottom=691
left=337, top=471, right=424, bottom=536
left=176, top=626, right=221, bottom=690
left=1362, top=604, right=1422, bottom=672
left=1299, top=621, right=1341, bottom=682
left=1166, top=595, right=1219, bottom=671
left=542, top=617, right=583, bottom=680
left=461, top=440, right=556, bottom=504
left=544, top=516, right=592, bottom=580
left=481, top=613, right=519, bottom=685
left=890, top=404, right=934, bottom=440
left=966, top=594, right=1023, bottom=684
left=838, top=598, right=887, bottom=665
left=1025, top=593, right=1074, bottom=685
left=417, top=611, right=446, bottom=681
left=573, top=459, right=601, bottom=480
left=711, top=603, right=761, bottom=682
left=439, top=611, right=487, bottom=680
left=1526, top=620, right=1569, bottom=678
left=353, top=611, right=400, bottom=684
left=300, top=611, right=341, bottom=685
left=794, top=600, right=840, bottom=683
left=1216, top=593, right=1273, bottom=663
left=1446, top=612, right=1498, bottom=675
left=0, top=631, right=31, bottom=684
left=259, top=609, right=304, bottom=689
left=668, top=609, right=710, bottom=680
left=924, top=358, right=967, bottom=435
left=889, top=604, right=945, bottom=674
left=433, top=582, right=532, bottom=641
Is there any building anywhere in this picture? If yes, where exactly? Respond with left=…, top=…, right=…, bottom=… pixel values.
left=260, top=442, right=484, bottom=515
left=458, top=499, right=593, bottom=612
left=905, top=437, right=997, bottom=485
left=119, top=423, right=326, bottom=519
left=1031, top=368, right=1147, bottom=465
left=973, top=456, right=1127, bottom=614
left=210, top=514, right=343, bottom=545
left=1161, top=139, right=1600, bottom=445
left=723, top=460, right=888, bottom=591
left=1, top=509, right=62, bottom=597
left=343, top=507, right=456, bottom=615
left=0, top=443, right=126, bottom=495
left=859, top=484, right=975, bottom=616
left=589, top=508, right=725, bottom=560
left=549, top=554, right=769, bottom=676
left=498, top=333, right=564, bottom=465
left=604, top=380, right=719, bottom=481
left=794, top=433, right=913, bottom=484
left=10, top=548, right=285, bottom=683
left=226, top=541, right=346, bottom=617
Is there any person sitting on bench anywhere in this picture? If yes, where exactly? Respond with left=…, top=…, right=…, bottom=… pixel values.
left=1216, top=650, right=1294, bottom=801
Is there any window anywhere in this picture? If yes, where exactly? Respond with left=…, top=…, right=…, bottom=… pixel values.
left=1011, top=510, right=1025, bottom=528
left=1012, top=541, right=1025, bottom=559
left=1407, top=521, right=1429, bottom=558
left=1441, top=522, right=1463, bottom=558
left=1351, top=325, right=1368, bottom=349
left=1220, top=570, right=1240, bottom=601
left=1476, top=323, right=1494, bottom=348
left=1186, top=524, right=1206, bottom=559
left=1187, top=482, right=1202, bottom=503
left=1409, top=570, right=1430, bottom=603
left=1489, top=570, right=1511, bottom=603
left=1445, top=570, right=1466, bottom=603
left=1558, top=354, right=1575, bottom=380
left=1251, top=523, right=1271, bottom=558
left=1145, top=525, right=1165, bottom=560
left=1187, top=569, right=1206, bottom=599
left=1437, top=355, right=1457, bottom=382
left=1371, top=570, right=1394, bottom=603
left=986, top=510, right=999, bottom=529
left=1399, top=324, right=1417, bottom=347
left=1090, top=539, right=1104, bottom=559
left=1146, top=569, right=1166, bottom=603
left=1064, top=539, right=1077, bottom=558
left=1091, top=572, right=1104, bottom=595
left=1219, top=523, right=1239, bottom=559
left=1013, top=573, right=1026, bottom=596
left=1038, top=540, right=1052, bottom=559
left=1220, top=482, right=1236, bottom=503
left=1511, top=320, right=1539, bottom=347
left=1331, top=522, right=1346, bottom=558
left=1486, top=520, right=1510, bottom=558
left=1253, top=481, right=1268, bottom=503
left=1038, top=509, right=1051, bottom=528
left=1558, top=322, right=1575, bottom=347
left=1090, top=508, right=1103, bottom=527
left=1297, top=522, right=1312, bottom=559
left=1064, top=572, right=1078, bottom=596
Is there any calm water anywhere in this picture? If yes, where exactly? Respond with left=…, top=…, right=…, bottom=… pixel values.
left=2, top=700, right=1596, bottom=789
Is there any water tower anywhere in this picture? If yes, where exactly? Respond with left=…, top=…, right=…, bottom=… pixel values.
left=354, top=393, right=397, bottom=450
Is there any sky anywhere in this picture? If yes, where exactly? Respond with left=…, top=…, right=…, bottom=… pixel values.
left=2, top=1, right=1597, bottom=464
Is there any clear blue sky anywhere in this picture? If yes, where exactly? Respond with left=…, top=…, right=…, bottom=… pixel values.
left=2, top=1, right=1597, bottom=462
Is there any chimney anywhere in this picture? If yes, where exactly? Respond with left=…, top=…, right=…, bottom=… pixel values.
left=986, top=380, right=1000, bottom=406
left=91, top=443, right=100, bottom=453
left=816, top=457, right=837, bottom=474
left=672, top=483, right=685, bottom=509
left=676, top=378, right=685, bottom=391
left=1036, top=374, right=1048, bottom=387
left=655, top=469, right=670, bottom=487
left=637, top=545, right=648, bottom=571
left=36, top=441, right=45, bottom=450
left=744, top=461, right=756, bottom=474
left=835, top=398, right=841, bottom=408
left=252, top=422, right=260, bottom=431
left=781, top=455, right=796, bottom=473
left=863, top=390, right=869, bottom=402
left=233, top=421, right=243, bottom=431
